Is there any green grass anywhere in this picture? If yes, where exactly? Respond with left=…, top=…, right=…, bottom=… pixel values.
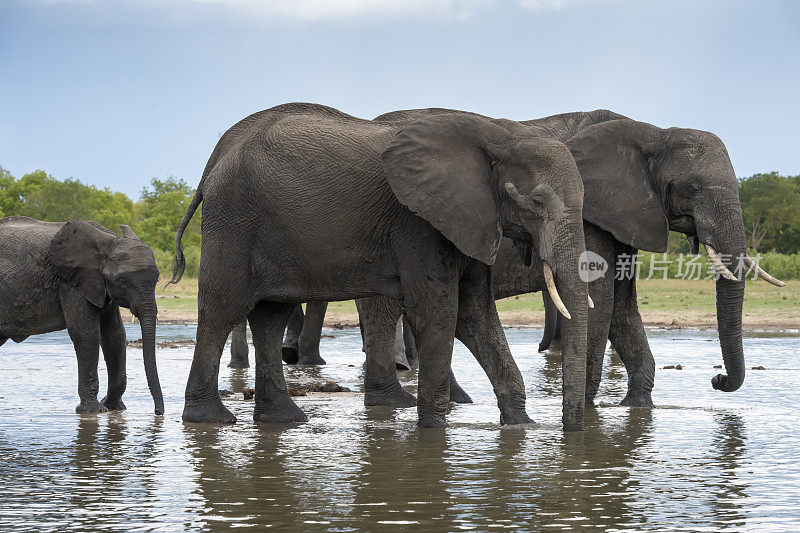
left=144, top=278, right=800, bottom=326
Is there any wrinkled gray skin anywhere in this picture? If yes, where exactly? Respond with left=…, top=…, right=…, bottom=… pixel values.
left=257, top=108, right=752, bottom=409
left=0, top=216, right=164, bottom=414
left=173, top=103, right=588, bottom=430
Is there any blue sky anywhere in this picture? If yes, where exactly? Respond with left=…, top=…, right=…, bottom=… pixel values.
left=1, top=0, right=798, bottom=198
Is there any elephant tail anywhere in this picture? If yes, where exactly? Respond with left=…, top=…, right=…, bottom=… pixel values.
left=168, top=186, right=202, bottom=286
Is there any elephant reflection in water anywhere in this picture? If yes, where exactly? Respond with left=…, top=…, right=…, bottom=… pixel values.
left=184, top=426, right=300, bottom=529
left=709, top=413, right=748, bottom=527
left=68, top=418, right=164, bottom=527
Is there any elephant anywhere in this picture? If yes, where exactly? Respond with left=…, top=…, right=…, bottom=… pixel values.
left=171, top=103, right=589, bottom=430
left=0, top=216, right=164, bottom=414
left=257, top=107, right=783, bottom=409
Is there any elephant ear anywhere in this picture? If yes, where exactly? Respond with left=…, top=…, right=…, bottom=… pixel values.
left=49, top=220, right=117, bottom=307
left=566, top=119, right=670, bottom=252
left=381, top=113, right=513, bottom=264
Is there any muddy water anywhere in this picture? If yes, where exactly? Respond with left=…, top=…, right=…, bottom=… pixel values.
left=1, top=325, right=799, bottom=531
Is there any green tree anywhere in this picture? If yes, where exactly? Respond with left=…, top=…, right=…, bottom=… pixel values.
left=739, top=172, right=800, bottom=252
left=136, top=177, right=201, bottom=252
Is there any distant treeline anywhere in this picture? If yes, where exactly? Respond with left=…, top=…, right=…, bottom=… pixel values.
left=0, top=167, right=202, bottom=277
left=1, top=166, right=798, bottom=279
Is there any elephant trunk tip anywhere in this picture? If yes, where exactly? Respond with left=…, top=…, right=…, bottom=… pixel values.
left=711, top=373, right=744, bottom=392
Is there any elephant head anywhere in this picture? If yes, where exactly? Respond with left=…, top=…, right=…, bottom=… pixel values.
left=381, top=113, right=588, bottom=430
left=49, top=220, right=164, bottom=414
left=567, top=119, right=783, bottom=393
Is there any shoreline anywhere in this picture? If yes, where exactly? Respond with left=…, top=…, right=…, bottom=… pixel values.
left=127, top=310, right=799, bottom=332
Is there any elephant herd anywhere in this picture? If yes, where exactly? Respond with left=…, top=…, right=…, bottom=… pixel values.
left=0, top=103, right=784, bottom=432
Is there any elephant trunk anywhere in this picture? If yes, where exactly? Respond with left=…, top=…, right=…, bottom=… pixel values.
left=549, top=221, right=588, bottom=431
left=136, top=297, right=164, bottom=414
left=706, top=212, right=747, bottom=392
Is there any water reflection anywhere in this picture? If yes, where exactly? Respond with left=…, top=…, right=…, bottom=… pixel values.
left=0, top=325, right=798, bottom=530
left=709, top=413, right=748, bottom=528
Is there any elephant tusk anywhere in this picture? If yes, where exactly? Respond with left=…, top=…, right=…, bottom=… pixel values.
left=588, top=295, right=594, bottom=309
left=703, top=244, right=740, bottom=282
left=543, top=263, right=571, bottom=320
left=744, top=255, right=786, bottom=287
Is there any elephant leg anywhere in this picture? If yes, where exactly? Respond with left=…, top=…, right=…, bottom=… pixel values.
left=405, top=308, right=458, bottom=428
left=281, top=304, right=304, bottom=364
left=454, top=262, right=531, bottom=425
left=584, top=274, right=614, bottom=407
left=228, top=320, right=250, bottom=368
left=609, top=277, right=655, bottom=408
left=60, top=287, right=106, bottom=414
left=183, top=318, right=239, bottom=423
left=297, top=301, right=328, bottom=365
left=99, top=304, right=127, bottom=411
left=183, top=272, right=248, bottom=423
left=248, top=301, right=308, bottom=423
left=357, top=297, right=416, bottom=408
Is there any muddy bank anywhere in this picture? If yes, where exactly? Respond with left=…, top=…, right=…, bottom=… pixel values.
left=220, top=381, right=353, bottom=401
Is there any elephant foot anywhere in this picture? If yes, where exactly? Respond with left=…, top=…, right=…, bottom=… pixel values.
left=254, top=394, right=308, bottom=423
left=499, top=409, right=534, bottom=426
left=182, top=399, right=237, bottom=424
left=620, top=391, right=654, bottom=408
left=281, top=344, right=299, bottom=365
left=227, top=357, right=250, bottom=369
left=297, top=352, right=326, bottom=365
left=76, top=399, right=109, bottom=414
left=101, top=396, right=127, bottom=411
left=449, top=383, right=473, bottom=404
left=365, top=383, right=417, bottom=408
left=417, top=405, right=449, bottom=427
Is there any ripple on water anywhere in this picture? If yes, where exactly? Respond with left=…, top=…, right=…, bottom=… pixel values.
left=0, top=325, right=799, bottom=530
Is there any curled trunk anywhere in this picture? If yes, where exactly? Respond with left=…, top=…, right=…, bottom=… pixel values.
left=708, top=214, right=747, bottom=392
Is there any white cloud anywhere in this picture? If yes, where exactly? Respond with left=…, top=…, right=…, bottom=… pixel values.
left=183, top=0, right=493, bottom=21
left=517, top=0, right=585, bottom=10
left=34, top=0, right=592, bottom=21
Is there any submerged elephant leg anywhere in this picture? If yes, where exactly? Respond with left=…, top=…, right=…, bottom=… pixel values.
left=584, top=276, right=614, bottom=407
left=60, top=287, right=106, bottom=414
left=609, top=277, right=655, bottom=408
left=297, top=301, right=328, bottom=365
left=281, top=304, right=304, bottom=364
left=99, top=304, right=127, bottom=411
left=407, top=308, right=458, bottom=428
left=454, top=263, right=530, bottom=425
left=183, top=275, right=246, bottom=423
left=249, top=301, right=308, bottom=423
left=357, top=297, right=416, bottom=408
left=228, top=320, right=250, bottom=368
left=183, top=319, right=238, bottom=423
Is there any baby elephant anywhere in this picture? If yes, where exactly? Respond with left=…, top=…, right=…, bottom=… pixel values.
left=0, top=216, right=163, bottom=414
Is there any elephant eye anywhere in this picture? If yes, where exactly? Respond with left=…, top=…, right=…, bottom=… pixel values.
left=529, top=196, right=545, bottom=209
left=117, top=276, right=127, bottom=287
left=688, top=182, right=702, bottom=194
